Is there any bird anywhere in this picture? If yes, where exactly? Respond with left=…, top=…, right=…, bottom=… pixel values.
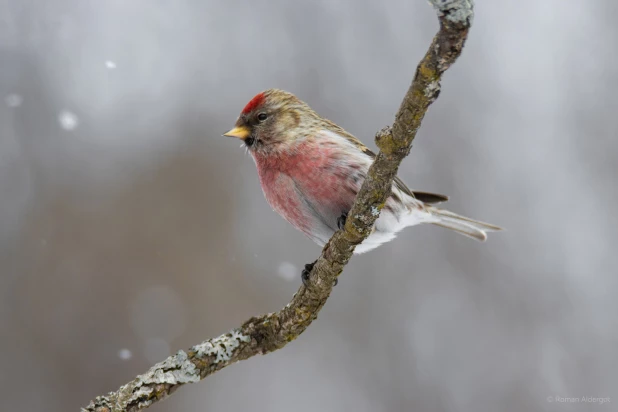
left=222, top=89, right=502, bottom=263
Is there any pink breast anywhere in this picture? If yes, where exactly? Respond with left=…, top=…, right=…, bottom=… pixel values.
left=253, top=154, right=310, bottom=233
left=252, top=140, right=357, bottom=233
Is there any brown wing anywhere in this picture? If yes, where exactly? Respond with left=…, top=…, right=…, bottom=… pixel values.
left=409, top=191, right=449, bottom=204
left=321, top=121, right=449, bottom=205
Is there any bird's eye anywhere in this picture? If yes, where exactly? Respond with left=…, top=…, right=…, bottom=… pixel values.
left=257, top=113, right=268, bottom=122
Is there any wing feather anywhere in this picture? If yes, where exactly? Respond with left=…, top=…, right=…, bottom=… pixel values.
left=318, top=121, right=449, bottom=205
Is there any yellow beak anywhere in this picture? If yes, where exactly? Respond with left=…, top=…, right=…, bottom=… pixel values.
left=223, top=126, right=250, bottom=140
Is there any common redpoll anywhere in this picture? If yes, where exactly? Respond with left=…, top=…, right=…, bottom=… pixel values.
left=224, top=89, right=501, bottom=255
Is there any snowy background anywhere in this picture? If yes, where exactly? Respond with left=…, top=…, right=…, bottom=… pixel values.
left=1, top=0, right=617, bottom=411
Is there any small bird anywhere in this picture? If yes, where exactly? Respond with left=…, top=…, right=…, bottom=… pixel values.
left=223, top=89, right=501, bottom=257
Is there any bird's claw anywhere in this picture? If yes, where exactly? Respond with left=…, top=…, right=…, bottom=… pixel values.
left=301, top=261, right=316, bottom=287
left=337, top=212, right=348, bottom=230
left=301, top=260, right=339, bottom=287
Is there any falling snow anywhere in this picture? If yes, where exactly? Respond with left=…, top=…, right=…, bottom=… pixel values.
left=118, top=348, right=132, bottom=360
left=5, top=94, right=23, bottom=108
left=58, top=110, right=79, bottom=130
left=105, top=60, right=117, bottom=69
left=277, top=262, right=297, bottom=281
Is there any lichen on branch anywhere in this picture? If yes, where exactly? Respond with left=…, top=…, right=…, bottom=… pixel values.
left=82, top=3, right=474, bottom=411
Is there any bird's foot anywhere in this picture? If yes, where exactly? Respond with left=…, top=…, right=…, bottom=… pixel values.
left=301, top=261, right=316, bottom=287
left=337, top=212, right=348, bottom=230
left=301, top=260, right=338, bottom=287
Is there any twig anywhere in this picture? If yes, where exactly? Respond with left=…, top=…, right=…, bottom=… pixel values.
left=82, top=1, right=473, bottom=411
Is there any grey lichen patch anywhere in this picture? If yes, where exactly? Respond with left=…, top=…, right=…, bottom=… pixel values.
left=81, top=395, right=113, bottom=412
left=193, top=329, right=251, bottom=363
left=132, top=387, right=154, bottom=409
left=424, top=80, right=441, bottom=98
left=135, top=350, right=200, bottom=389
left=428, top=0, right=474, bottom=24
left=107, top=350, right=201, bottom=411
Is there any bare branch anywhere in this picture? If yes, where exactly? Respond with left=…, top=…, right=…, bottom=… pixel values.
left=83, top=2, right=473, bottom=411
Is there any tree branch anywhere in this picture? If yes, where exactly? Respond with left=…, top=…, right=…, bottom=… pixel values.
left=83, top=2, right=473, bottom=411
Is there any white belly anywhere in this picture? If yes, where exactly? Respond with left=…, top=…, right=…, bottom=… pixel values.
left=354, top=206, right=433, bottom=254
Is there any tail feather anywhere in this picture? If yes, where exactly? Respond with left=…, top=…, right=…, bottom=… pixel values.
left=428, top=207, right=503, bottom=242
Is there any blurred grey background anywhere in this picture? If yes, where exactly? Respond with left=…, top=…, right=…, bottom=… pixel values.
left=1, top=0, right=616, bottom=411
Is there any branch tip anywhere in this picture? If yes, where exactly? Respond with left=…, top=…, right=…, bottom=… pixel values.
left=428, top=0, right=474, bottom=25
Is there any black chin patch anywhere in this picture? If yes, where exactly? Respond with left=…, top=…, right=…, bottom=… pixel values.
left=245, top=137, right=255, bottom=147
